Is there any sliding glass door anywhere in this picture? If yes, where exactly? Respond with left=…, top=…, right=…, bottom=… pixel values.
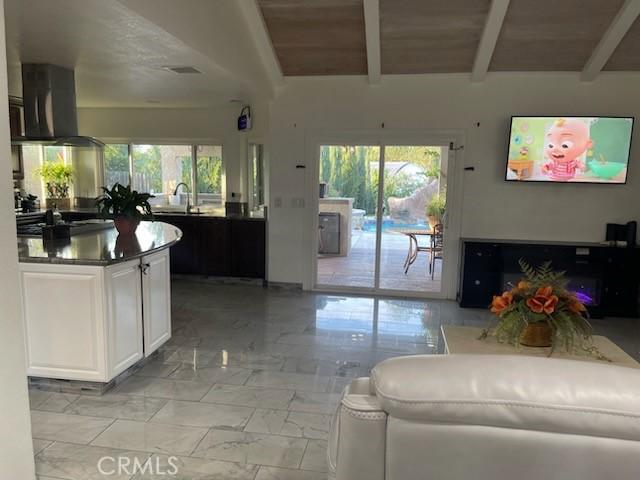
left=315, top=143, right=450, bottom=296
left=316, top=145, right=380, bottom=288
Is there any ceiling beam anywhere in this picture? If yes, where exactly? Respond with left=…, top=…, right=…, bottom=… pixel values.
left=237, top=0, right=284, bottom=92
left=471, top=0, right=510, bottom=82
left=582, top=0, right=640, bottom=81
left=363, top=0, right=381, bottom=84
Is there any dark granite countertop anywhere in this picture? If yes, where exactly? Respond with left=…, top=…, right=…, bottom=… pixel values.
left=461, top=237, right=626, bottom=248
left=17, top=208, right=266, bottom=221
left=18, top=221, right=182, bottom=266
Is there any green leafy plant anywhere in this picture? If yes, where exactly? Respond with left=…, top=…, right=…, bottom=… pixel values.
left=482, top=260, right=604, bottom=357
left=95, top=183, right=154, bottom=220
left=426, top=192, right=446, bottom=220
left=36, top=162, right=74, bottom=199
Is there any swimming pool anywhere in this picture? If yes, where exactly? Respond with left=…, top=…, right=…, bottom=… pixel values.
left=362, top=218, right=428, bottom=232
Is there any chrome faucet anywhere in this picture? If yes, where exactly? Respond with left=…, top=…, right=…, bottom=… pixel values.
left=173, top=182, right=192, bottom=214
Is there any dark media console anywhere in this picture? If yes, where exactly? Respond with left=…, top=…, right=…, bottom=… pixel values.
left=458, top=238, right=639, bottom=318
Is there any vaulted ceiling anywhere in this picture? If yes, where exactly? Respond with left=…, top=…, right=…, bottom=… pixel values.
left=258, top=0, right=640, bottom=78
left=6, top=0, right=639, bottom=108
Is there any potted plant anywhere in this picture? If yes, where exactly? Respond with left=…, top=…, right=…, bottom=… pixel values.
left=36, top=162, right=74, bottom=210
left=95, top=183, right=154, bottom=235
left=426, top=192, right=445, bottom=228
left=482, top=260, right=597, bottom=354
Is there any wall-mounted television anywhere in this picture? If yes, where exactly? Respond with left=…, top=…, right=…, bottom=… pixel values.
left=506, top=116, right=634, bottom=184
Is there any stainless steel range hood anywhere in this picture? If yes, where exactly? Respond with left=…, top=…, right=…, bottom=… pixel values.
left=20, top=64, right=103, bottom=147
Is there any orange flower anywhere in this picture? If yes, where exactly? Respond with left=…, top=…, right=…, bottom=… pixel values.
left=568, top=297, right=587, bottom=314
left=526, top=286, right=558, bottom=314
left=517, top=281, right=530, bottom=291
left=491, top=291, right=513, bottom=314
left=536, top=286, right=553, bottom=298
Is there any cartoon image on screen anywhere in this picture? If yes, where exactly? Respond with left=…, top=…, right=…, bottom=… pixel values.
left=506, top=117, right=633, bottom=183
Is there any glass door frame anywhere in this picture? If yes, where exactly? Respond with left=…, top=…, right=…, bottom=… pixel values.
left=305, top=130, right=465, bottom=300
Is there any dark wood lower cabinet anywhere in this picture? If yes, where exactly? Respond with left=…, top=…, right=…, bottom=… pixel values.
left=200, top=218, right=231, bottom=276
left=162, top=216, right=200, bottom=275
left=160, top=215, right=265, bottom=279
left=230, top=219, right=266, bottom=278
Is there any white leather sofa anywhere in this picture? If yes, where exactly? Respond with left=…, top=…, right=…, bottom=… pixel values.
left=328, top=354, right=640, bottom=480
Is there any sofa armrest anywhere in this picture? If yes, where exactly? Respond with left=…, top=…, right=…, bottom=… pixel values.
left=329, top=377, right=387, bottom=480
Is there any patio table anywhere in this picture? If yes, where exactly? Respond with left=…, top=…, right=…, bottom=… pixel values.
left=393, top=228, right=433, bottom=274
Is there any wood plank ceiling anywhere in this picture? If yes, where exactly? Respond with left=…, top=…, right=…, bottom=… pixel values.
left=257, top=0, right=367, bottom=76
left=490, top=0, right=626, bottom=71
left=380, top=0, right=491, bottom=74
left=605, top=15, right=640, bottom=71
left=258, top=0, right=640, bottom=76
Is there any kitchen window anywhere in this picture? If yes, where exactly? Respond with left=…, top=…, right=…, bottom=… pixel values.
left=195, top=145, right=223, bottom=206
left=104, top=144, right=130, bottom=188
left=104, top=143, right=224, bottom=208
left=131, top=144, right=193, bottom=207
left=20, top=144, right=73, bottom=201
left=249, top=143, right=264, bottom=210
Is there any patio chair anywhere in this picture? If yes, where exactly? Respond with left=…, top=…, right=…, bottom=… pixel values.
left=429, top=223, right=443, bottom=279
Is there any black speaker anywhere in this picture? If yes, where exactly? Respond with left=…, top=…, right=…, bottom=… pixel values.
left=605, top=221, right=636, bottom=247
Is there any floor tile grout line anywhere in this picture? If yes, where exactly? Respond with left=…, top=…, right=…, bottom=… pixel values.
left=298, top=437, right=311, bottom=470
left=86, top=416, right=118, bottom=446
left=33, top=438, right=56, bottom=457
left=185, top=425, right=212, bottom=457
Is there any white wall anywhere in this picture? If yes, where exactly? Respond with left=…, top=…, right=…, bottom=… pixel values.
left=266, top=74, right=640, bottom=285
left=0, top=0, right=36, bottom=476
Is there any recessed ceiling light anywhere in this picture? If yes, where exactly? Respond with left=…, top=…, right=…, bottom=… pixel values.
left=162, top=66, right=201, bottom=74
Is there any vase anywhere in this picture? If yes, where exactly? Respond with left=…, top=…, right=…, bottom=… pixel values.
left=114, top=217, right=140, bottom=236
left=520, top=322, right=553, bottom=347
left=45, top=198, right=71, bottom=210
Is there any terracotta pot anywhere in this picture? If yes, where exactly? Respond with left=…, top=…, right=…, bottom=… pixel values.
left=427, top=215, right=441, bottom=228
left=520, top=322, right=553, bottom=347
left=45, top=198, right=71, bottom=210
left=114, top=217, right=140, bottom=236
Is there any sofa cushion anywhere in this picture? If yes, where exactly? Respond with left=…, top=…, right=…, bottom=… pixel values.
left=371, top=354, right=640, bottom=441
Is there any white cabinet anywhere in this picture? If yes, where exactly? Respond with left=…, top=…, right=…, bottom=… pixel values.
left=20, top=250, right=172, bottom=383
left=105, top=259, right=144, bottom=377
left=20, top=264, right=107, bottom=382
left=141, top=249, right=172, bottom=356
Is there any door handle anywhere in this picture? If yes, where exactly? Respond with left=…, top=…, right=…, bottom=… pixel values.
left=139, top=263, right=150, bottom=275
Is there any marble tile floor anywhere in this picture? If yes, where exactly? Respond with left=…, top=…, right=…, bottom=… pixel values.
left=29, top=278, right=640, bottom=479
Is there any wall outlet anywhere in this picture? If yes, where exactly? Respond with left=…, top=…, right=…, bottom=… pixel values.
left=292, top=198, right=305, bottom=208
left=274, top=197, right=282, bottom=208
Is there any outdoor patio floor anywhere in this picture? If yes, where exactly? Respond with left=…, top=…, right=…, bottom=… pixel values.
left=317, top=230, right=442, bottom=292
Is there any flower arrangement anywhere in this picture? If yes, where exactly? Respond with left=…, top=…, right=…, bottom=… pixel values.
left=482, top=260, right=597, bottom=355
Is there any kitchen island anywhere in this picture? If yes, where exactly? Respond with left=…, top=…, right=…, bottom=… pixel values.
left=18, top=221, right=181, bottom=385
left=59, top=210, right=267, bottom=279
